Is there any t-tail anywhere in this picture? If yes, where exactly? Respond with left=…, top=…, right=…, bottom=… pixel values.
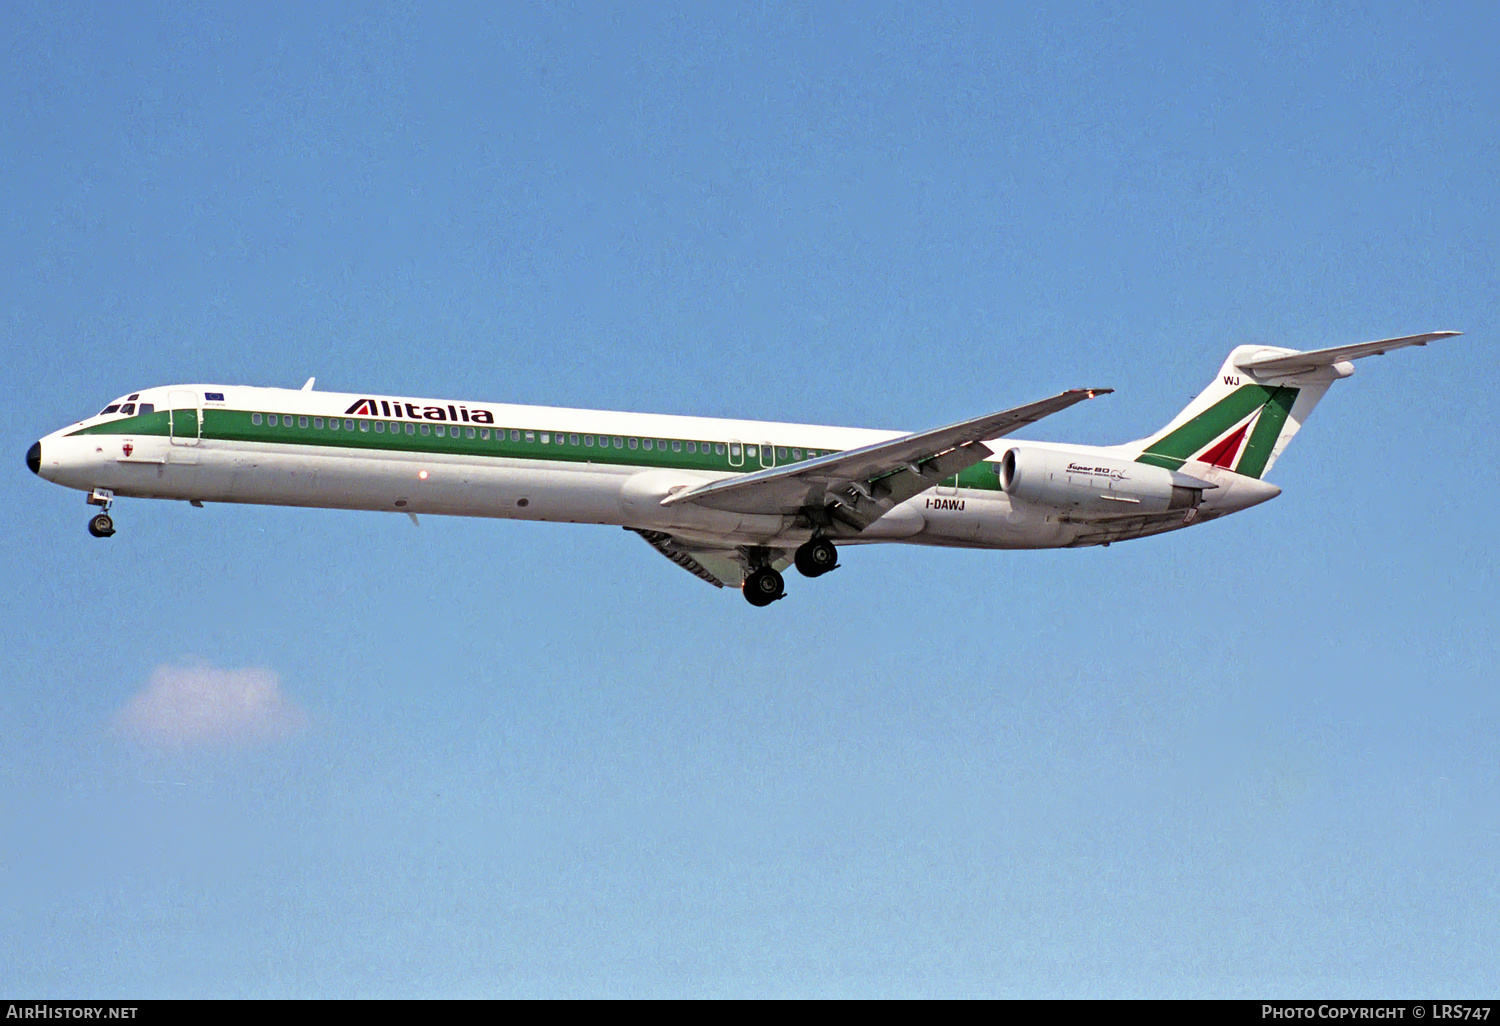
left=1123, top=331, right=1461, bottom=479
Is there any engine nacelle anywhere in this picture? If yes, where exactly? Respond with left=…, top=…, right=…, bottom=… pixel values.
left=999, top=448, right=1204, bottom=515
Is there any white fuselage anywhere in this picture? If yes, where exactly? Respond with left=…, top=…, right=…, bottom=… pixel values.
left=31, top=383, right=1281, bottom=554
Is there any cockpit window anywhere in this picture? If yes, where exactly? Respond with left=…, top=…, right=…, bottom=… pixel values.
left=119, top=403, right=136, bottom=415
left=100, top=405, right=121, bottom=415
left=127, top=394, right=139, bottom=401
left=138, top=403, right=154, bottom=415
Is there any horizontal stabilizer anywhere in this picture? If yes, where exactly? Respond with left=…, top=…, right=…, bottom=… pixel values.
left=1236, top=331, right=1461, bottom=376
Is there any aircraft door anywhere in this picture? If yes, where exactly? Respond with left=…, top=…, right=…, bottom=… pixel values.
left=169, top=390, right=201, bottom=445
left=759, top=442, right=776, bottom=469
left=728, top=440, right=744, bottom=468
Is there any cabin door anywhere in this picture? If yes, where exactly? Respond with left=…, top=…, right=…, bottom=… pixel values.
left=169, top=390, right=201, bottom=445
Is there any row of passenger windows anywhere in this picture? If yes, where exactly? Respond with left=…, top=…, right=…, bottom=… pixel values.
left=247, top=412, right=828, bottom=461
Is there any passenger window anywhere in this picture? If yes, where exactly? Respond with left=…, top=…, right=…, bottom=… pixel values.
left=267, top=414, right=277, bottom=426
left=420, top=425, right=430, bottom=436
left=314, top=418, right=324, bottom=429
left=435, top=426, right=446, bottom=437
left=405, top=424, right=415, bottom=435
left=686, top=442, right=696, bottom=453
left=569, top=433, right=578, bottom=445
left=715, top=443, right=725, bottom=455
left=792, top=449, right=802, bottom=460
left=252, top=413, right=263, bottom=425
left=642, top=439, right=653, bottom=451
left=480, top=428, right=489, bottom=440
left=628, top=438, right=638, bottom=450
left=329, top=419, right=339, bottom=431
left=511, top=430, right=521, bottom=442
left=729, top=443, right=741, bottom=458
left=298, top=417, right=308, bottom=428
left=672, top=440, right=681, bottom=452
left=345, top=420, right=355, bottom=430
left=540, top=433, right=549, bottom=444
left=360, top=421, right=370, bottom=432
left=777, top=447, right=787, bottom=459
left=468, top=428, right=477, bottom=439
left=375, top=422, right=385, bottom=433
left=614, top=437, right=624, bottom=448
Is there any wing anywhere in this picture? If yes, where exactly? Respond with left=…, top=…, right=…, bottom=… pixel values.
left=661, top=388, right=1110, bottom=531
left=628, top=528, right=795, bottom=589
left=1236, top=331, right=1461, bottom=376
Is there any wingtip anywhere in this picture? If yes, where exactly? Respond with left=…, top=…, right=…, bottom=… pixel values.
left=1080, top=388, right=1113, bottom=398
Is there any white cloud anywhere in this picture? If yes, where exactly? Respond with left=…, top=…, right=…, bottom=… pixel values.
left=114, top=662, right=309, bottom=746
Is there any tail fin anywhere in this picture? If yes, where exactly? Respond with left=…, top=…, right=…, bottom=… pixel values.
left=1124, top=332, right=1459, bottom=480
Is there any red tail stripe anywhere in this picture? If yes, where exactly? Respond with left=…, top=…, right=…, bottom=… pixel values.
left=1198, top=422, right=1250, bottom=469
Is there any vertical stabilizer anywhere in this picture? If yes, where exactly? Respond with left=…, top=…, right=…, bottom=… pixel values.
left=1125, top=347, right=1339, bottom=480
left=1123, top=333, right=1459, bottom=479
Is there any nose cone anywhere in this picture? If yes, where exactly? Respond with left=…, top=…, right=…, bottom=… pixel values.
left=26, top=440, right=40, bottom=475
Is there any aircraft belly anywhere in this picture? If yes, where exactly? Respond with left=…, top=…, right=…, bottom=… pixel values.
left=914, top=492, right=1075, bottom=550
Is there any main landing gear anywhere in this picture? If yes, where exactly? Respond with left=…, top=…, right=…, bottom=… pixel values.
left=740, top=539, right=840, bottom=607
left=743, top=566, right=785, bottom=607
left=794, top=538, right=838, bottom=578
left=86, top=488, right=116, bottom=538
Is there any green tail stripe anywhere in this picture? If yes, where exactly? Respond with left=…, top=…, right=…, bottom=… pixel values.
left=1136, top=452, right=1187, bottom=471
left=1136, top=384, right=1299, bottom=473
left=1233, top=386, right=1297, bottom=479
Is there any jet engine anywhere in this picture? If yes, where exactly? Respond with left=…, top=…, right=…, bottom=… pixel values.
left=999, top=448, right=1207, bottom=515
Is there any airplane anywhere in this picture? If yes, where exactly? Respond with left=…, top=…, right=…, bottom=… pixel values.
left=27, top=331, right=1457, bottom=607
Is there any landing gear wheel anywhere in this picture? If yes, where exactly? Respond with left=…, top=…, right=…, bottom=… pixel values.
left=742, top=566, right=785, bottom=607
left=88, top=513, right=115, bottom=538
left=794, top=538, right=838, bottom=578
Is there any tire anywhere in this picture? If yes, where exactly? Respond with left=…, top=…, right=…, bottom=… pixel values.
left=794, top=539, right=838, bottom=578
left=743, top=566, right=785, bottom=606
left=88, top=513, right=115, bottom=538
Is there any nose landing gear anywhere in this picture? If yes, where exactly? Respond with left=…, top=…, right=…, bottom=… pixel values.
left=86, top=488, right=116, bottom=538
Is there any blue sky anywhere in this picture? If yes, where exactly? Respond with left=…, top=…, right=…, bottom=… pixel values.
left=4, top=0, right=1497, bottom=997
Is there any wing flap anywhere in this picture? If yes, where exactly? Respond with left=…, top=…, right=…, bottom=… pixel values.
left=629, top=528, right=734, bottom=588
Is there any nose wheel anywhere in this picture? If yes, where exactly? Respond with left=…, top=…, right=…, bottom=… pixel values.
left=86, top=487, right=116, bottom=538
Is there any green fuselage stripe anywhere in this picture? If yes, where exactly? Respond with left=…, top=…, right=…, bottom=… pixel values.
left=69, top=409, right=1007, bottom=492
